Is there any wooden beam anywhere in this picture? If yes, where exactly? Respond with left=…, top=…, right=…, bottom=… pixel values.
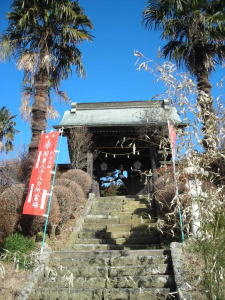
left=87, top=152, right=93, bottom=178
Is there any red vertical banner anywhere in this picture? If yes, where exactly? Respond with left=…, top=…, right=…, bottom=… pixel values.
left=23, top=131, right=60, bottom=216
left=168, top=120, right=177, bottom=160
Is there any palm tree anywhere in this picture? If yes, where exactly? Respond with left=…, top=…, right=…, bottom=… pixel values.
left=1, top=0, right=93, bottom=164
left=143, top=0, right=225, bottom=150
left=0, top=107, right=18, bottom=152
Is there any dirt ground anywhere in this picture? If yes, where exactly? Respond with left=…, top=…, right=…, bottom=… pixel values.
left=0, top=262, right=29, bottom=300
left=182, top=243, right=208, bottom=300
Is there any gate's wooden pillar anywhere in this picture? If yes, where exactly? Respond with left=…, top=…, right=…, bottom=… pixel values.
left=87, top=151, right=93, bottom=179
left=149, top=148, right=158, bottom=191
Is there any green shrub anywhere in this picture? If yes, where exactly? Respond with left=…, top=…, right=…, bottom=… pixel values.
left=3, top=233, right=35, bottom=253
left=1, top=233, right=37, bottom=270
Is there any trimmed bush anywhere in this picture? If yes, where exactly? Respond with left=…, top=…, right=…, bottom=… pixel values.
left=55, top=178, right=85, bottom=210
left=53, top=185, right=74, bottom=224
left=154, top=174, right=190, bottom=215
left=0, top=184, right=26, bottom=241
left=31, top=194, right=61, bottom=236
left=60, top=169, right=92, bottom=195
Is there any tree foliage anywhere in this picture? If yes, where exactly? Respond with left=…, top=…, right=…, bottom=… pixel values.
left=143, top=0, right=225, bottom=149
left=0, top=106, right=18, bottom=152
left=0, top=0, right=93, bottom=163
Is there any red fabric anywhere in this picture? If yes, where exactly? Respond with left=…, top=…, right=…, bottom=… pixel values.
left=23, top=132, right=59, bottom=216
left=168, top=121, right=177, bottom=150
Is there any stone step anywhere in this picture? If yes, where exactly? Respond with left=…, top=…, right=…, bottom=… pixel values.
left=91, top=207, right=148, bottom=213
left=31, top=194, right=176, bottom=300
left=84, top=217, right=150, bottom=226
left=75, top=238, right=109, bottom=244
left=93, top=201, right=147, bottom=207
left=94, top=200, right=141, bottom=206
left=71, top=244, right=160, bottom=251
left=91, top=205, right=149, bottom=213
left=107, top=223, right=156, bottom=232
left=75, top=236, right=159, bottom=245
left=81, top=223, right=107, bottom=230
left=105, top=230, right=159, bottom=240
left=99, top=196, right=147, bottom=201
left=109, top=254, right=170, bottom=266
left=111, top=210, right=151, bottom=218
left=50, top=249, right=170, bottom=262
left=91, top=208, right=123, bottom=213
left=48, top=255, right=170, bottom=270
left=86, top=224, right=147, bottom=231
left=32, top=287, right=171, bottom=300
left=40, top=274, right=174, bottom=289
left=78, top=229, right=107, bottom=239
left=109, top=264, right=169, bottom=276
left=45, top=264, right=168, bottom=278
left=85, top=215, right=120, bottom=224
left=77, top=229, right=159, bottom=240
left=92, top=203, right=123, bottom=210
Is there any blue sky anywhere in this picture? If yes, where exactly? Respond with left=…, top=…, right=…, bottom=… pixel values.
left=0, top=0, right=224, bottom=163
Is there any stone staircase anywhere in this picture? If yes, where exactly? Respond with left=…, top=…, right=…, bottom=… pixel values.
left=31, top=196, right=177, bottom=299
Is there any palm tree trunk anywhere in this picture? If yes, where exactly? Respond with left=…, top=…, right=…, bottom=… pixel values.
left=21, top=71, right=48, bottom=235
left=27, top=72, right=48, bottom=175
left=196, top=71, right=216, bottom=150
left=0, top=134, right=3, bottom=151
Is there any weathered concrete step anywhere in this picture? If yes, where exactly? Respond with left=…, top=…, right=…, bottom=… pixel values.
left=78, top=229, right=107, bottom=239
left=51, top=249, right=170, bottom=259
left=85, top=215, right=151, bottom=226
left=92, top=204, right=123, bottom=210
left=99, top=196, right=148, bottom=201
left=46, top=263, right=168, bottom=278
left=109, top=264, right=169, bottom=276
left=106, top=230, right=159, bottom=239
left=40, top=274, right=173, bottom=289
left=91, top=207, right=149, bottom=213
left=84, top=217, right=151, bottom=226
left=111, top=209, right=150, bottom=218
left=78, top=229, right=159, bottom=240
left=111, top=211, right=151, bottom=219
left=93, top=202, right=147, bottom=208
left=80, top=223, right=157, bottom=234
left=71, top=244, right=160, bottom=251
left=107, top=224, right=156, bottom=231
left=109, top=254, right=170, bottom=266
left=91, top=208, right=124, bottom=213
left=32, top=287, right=171, bottom=300
left=50, top=249, right=170, bottom=263
left=75, top=236, right=159, bottom=245
left=75, top=238, right=109, bottom=244
left=94, top=200, right=147, bottom=207
left=85, top=215, right=120, bottom=224
left=81, top=223, right=107, bottom=230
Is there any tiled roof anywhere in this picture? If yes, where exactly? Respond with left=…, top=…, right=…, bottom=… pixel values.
left=55, top=100, right=182, bottom=128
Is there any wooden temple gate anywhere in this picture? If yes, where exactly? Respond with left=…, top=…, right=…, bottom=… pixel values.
left=55, top=100, right=183, bottom=195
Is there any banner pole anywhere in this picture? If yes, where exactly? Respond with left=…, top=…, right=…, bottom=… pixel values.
left=40, top=128, right=64, bottom=253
